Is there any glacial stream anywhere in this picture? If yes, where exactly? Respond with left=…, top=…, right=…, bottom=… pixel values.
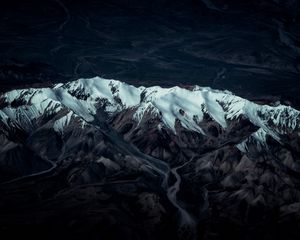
left=167, top=157, right=197, bottom=240
left=93, top=111, right=197, bottom=239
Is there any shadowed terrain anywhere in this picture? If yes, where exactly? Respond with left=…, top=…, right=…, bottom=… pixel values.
left=0, top=0, right=300, bottom=106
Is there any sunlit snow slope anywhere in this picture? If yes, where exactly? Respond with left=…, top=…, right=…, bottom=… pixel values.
left=0, top=77, right=299, bottom=141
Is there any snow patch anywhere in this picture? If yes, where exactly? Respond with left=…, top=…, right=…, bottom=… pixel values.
left=53, top=112, right=73, bottom=133
left=236, top=128, right=268, bottom=153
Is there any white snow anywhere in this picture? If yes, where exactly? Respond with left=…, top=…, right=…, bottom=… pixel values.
left=0, top=76, right=299, bottom=139
left=53, top=111, right=73, bottom=133
left=236, top=128, right=268, bottom=153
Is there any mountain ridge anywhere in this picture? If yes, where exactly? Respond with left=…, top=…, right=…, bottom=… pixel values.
left=1, top=77, right=299, bottom=138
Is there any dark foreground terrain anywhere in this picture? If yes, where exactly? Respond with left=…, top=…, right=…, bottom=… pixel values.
left=0, top=0, right=300, bottom=106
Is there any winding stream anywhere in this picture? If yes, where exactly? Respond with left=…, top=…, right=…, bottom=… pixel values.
left=167, top=156, right=197, bottom=239
left=94, top=110, right=197, bottom=238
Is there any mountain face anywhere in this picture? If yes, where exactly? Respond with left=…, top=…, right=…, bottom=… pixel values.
left=0, top=77, right=300, bottom=239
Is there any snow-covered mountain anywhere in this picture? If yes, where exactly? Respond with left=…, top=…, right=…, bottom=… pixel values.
left=1, top=77, right=300, bottom=240
left=1, top=77, right=299, bottom=140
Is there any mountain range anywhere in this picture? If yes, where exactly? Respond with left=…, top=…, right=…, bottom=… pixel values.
left=0, top=77, right=300, bottom=239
